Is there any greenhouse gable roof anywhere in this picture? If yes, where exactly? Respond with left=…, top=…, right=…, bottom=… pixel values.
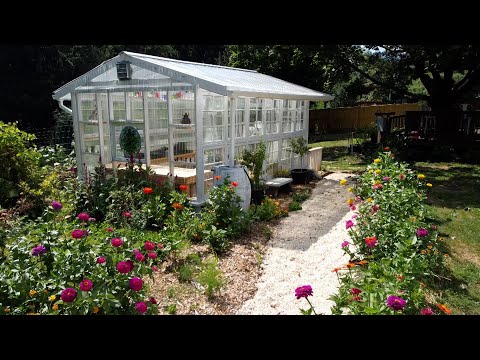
left=52, top=51, right=334, bottom=101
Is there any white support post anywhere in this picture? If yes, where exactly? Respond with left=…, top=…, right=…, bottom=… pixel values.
left=195, top=86, right=205, bottom=203
left=143, top=93, right=150, bottom=166
left=96, top=93, right=105, bottom=165
left=305, top=101, right=310, bottom=138
left=223, top=96, right=229, bottom=165
left=71, top=93, right=83, bottom=179
left=107, top=92, right=117, bottom=172
left=229, top=97, right=237, bottom=166
left=244, top=97, right=250, bottom=141
left=167, top=91, right=175, bottom=176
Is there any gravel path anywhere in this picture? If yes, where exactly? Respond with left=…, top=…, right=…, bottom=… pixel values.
left=237, top=172, right=357, bottom=315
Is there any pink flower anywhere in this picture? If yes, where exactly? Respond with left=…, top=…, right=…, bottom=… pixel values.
left=88, top=217, right=96, bottom=222
left=144, top=241, right=155, bottom=251
left=351, top=214, right=358, bottom=219
left=372, top=183, right=383, bottom=190
left=371, top=204, right=380, bottom=213
left=341, top=241, right=350, bottom=248
left=79, top=279, right=93, bottom=292
left=399, top=174, right=406, bottom=180
left=417, top=228, right=429, bottom=237
left=111, top=238, right=123, bottom=247
left=349, top=204, right=356, bottom=211
left=71, top=229, right=84, bottom=239
left=365, top=236, right=377, bottom=248
left=148, top=251, right=157, bottom=259
left=383, top=176, right=390, bottom=181
left=106, top=227, right=114, bottom=232
left=295, top=285, right=313, bottom=299
left=157, top=243, right=164, bottom=249
left=116, top=260, right=134, bottom=274
left=355, top=196, right=361, bottom=202
left=51, top=201, right=63, bottom=211
left=430, top=224, right=437, bottom=230
left=122, top=211, right=132, bottom=218
left=346, top=220, right=354, bottom=229
left=420, top=307, right=434, bottom=315
left=135, top=252, right=146, bottom=262
left=61, top=288, right=77, bottom=303
left=351, top=288, right=362, bottom=295
left=149, top=297, right=157, bottom=304
left=386, top=295, right=407, bottom=311
left=129, top=277, right=143, bottom=291
left=135, top=301, right=148, bottom=314
left=77, top=212, right=90, bottom=222
left=151, top=265, right=159, bottom=272
left=97, top=256, right=106, bottom=264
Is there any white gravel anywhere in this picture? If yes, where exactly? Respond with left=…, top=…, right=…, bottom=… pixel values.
left=237, top=172, right=357, bottom=315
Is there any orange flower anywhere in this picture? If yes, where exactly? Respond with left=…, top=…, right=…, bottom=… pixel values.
left=172, top=202, right=183, bottom=210
left=179, top=185, right=188, bottom=192
left=397, top=275, right=404, bottom=281
left=93, top=306, right=100, bottom=314
left=52, top=304, right=59, bottom=311
left=384, top=147, right=390, bottom=151
left=231, top=181, right=238, bottom=187
left=427, top=245, right=433, bottom=249
left=331, top=267, right=342, bottom=273
left=214, top=175, right=221, bottom=181
left=143, top=187, right=153, bottom=195
left=355, top=260, right=368, bottom=266
left=346, top=262, right=355, bottom=269
left=421, top=250, right=427, bottom=254
left=444, top=253, right=449, bottom=257
left=437, top=303, right=452, bottom=315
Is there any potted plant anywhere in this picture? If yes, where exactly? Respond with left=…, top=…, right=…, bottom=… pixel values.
left=240, top=142, right=268, bottom=205
left=287, top=136, right=311, bottom=184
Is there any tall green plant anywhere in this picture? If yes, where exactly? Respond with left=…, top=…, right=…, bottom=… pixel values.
left=240, top=142, right=266, bottom=188
left=287, top=136, right=309, bottom=169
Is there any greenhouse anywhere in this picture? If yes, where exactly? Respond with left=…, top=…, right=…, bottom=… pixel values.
left=52, top=51, right=333, bottom=204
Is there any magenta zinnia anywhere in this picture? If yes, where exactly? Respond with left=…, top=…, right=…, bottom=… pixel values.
left=148, top=251, right=157, bottom=259
left=345, top=220, right=354, bottom=229
left=295, top=285, right=313, bottom=299
left=341, top=241, right=350, bottom=248
left=71, top=229, right=85, bottom=239
left=97, top=256, right=106, bottom=264
left=31, top=245, right=47, bottom=256
left=144, top=241, right=155, bottom=251
left=135, top=252, right=146, bottom=262
left=386, top=295, right=407, bottom=311
left=129, top=277, right=143, bottom=291
left=351, top=288, right=362, bottom=295
left=135, top=301, right=148, bottom=314
left=79, top=279, right=93, bottom=292
left=365, top=236, right=377, bottom=248
left=122, top=211, right=132, bottom=218
left=51, top=201, right=63, bottom=211
left=417, top=228, right=429, bottom=237
left=77, top=212, right=90, bottom=222
left=116, top=261, right=134, bottom=274
left=420, top=307, right=434, bottom=315
left=61, top=288, right=77, bottom=303
left=111, top=238, right=123, bottom=247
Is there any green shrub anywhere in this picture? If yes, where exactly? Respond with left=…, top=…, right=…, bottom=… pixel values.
left=288, top=201, right=302, bottom=212
left=253, top=197, right=288, bottom=221
left=196, top=257, right=224, bottom=299
left=0, top=122, right=42, bottom=209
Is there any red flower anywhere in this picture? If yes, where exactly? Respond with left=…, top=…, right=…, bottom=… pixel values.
left=148, top=251, right=157, bottom=259
left=106, top=227, right=114, bottom=232
left=353, top=296, right=362, bottom=302
left=214, top=175, right=221, bottom=181
left=122, top=211, right=132, bottom=218
left=71, top=229, right=84, bottom=239
left=111, top=238, right=123, bottom=247
left=371, top=204, right=380, bottom=213
left=179, top=185, right=188, bottom=192
left=365, top=236, right=377, bottom=248
left=399, top=174, right=406, bottom=180
left=135, top=301, right=148, bottom=314
left=172, top=202, right=183, bottom=210
left=149, top=297, right=157, bottom=304
left=143, top=187, right=153, bottom=195
left=77, top=212, right=90, bottom=222
left=384, top=147, right=390, bottom=151
left=351, top=288, right=362, bottom=295
left=129, top=277, right=143, bottom=291
left=157, top=243, right=164, bottom=249
left=151, top=265, right=159, bottom=272
left=144, top=241, right=155, bottom=251
left=372, top=183, right=383, bottom=190
left=79, top=279, right=93, bottom=292
left=231, top=181, right=238, bottom=187
left=61, top=288, right=77, bottom=303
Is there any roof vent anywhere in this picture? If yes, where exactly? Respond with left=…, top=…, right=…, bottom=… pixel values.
left=116, top=61, right=132, bottom=80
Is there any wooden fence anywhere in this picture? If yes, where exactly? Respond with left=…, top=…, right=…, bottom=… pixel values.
left=309, top=103, right=422, bottom=133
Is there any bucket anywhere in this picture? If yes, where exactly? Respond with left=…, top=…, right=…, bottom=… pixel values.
left=212, top=165, right=251, bottom=212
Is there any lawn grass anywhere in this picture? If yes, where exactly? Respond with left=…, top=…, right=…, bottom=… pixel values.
left=309, top=137, right=369, bottom=173
left=414, top=161, right=480, bottom=314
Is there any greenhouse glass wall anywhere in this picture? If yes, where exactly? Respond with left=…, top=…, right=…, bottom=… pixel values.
left=52, top=51, right=333, bottom=204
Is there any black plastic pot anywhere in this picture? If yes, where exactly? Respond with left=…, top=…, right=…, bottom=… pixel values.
left=290, top=169, right=311, bottom=185
left=251, top=186, right=268, bottom=205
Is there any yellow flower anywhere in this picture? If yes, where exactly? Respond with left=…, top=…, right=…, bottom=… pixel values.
left=374, top=158, right=381, bottom=164
left=48, top=295, right=56, bottom=302
left=4, top=307, right=10, bottom=313
left=439, top=237, right=445, bottom=242
left=29, top=290, right=37, bottom=297
left=374, top=180, right=381, bottom=185
left=339, top=179, right=347, bottom=185
left=410, top=216, right=417, bottom=222
left=93, top=306, right=100, bottom=314
left=417, top=174, right=425, bottom=180
left=52, top=304, right=59, bottom=311
left=374, top=169, right=381, bottom=174
left=426, top=183, right=432, bottom=187
left=347, top=198, right=354, bottom=205
left=427, top=245, right=433, bottom=249
left=366, top=197, right=373, bottom=203
left=347, top=187, right=353, bottom=193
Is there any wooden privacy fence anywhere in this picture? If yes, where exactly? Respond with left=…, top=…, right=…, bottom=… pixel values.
left=309, top=103, right=422, bottom=132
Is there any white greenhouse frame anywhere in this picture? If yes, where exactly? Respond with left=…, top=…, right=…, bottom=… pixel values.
left=52, top=51, right=333, bottom=205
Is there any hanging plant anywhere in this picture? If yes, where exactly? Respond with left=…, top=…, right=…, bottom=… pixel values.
left=119, top=125, right=141, bottom=157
